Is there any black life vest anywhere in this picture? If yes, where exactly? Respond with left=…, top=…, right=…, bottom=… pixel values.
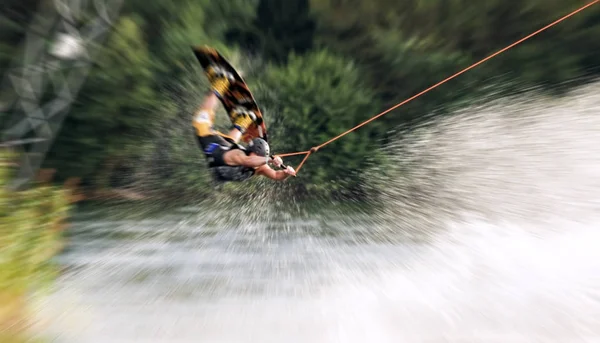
left=209, top=145, right=256, bottom=182
left=210, top=164, right=255, bottom=182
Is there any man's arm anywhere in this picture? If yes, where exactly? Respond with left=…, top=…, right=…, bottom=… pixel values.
left=255, top=164, right=293, bottom=181
left=223, top=150, right=269, bottom=168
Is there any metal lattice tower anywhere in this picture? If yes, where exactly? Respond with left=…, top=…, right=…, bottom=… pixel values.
left=1, top=0, right=124, bottom=189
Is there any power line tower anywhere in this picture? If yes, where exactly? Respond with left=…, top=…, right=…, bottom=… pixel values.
left=1, top=0, right=124, bottom=189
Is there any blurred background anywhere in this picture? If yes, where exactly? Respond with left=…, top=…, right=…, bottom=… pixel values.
left=1, top=0, right=600, bottom=342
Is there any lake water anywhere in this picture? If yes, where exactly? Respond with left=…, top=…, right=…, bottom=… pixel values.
left=33, top=83, right=600, bottom=342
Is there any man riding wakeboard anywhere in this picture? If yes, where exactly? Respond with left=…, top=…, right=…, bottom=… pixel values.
left=192, top=90, right=297, bottom=183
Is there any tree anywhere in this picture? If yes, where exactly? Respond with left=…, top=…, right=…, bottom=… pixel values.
left=255, top=50, right=383, bottom=194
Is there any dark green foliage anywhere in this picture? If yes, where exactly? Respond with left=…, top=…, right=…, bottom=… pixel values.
left=312, top=0, right=600, bottom=93
left=2, top=0, right=598, bottom=198
left=0, top=0, right=43, bottom=71
left=226, top=0, right=316, bottom=63
left=256, top=50, right=382, bottom=191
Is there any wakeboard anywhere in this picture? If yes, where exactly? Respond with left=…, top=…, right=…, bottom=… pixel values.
left=192, top=46, right=268, bottom=144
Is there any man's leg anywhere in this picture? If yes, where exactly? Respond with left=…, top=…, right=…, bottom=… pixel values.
left=192, top=92, right=219, bottom=137
left=226, top=108, right=257, bottom=143
left=227, top=128, right=243, bottom=143
left=192, top=94, right=233, bottom=168
left=192, top=92, right=249, bottom=145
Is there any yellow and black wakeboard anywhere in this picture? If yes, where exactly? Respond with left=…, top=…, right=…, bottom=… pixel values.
left=192, top=46, right=268, bottom=144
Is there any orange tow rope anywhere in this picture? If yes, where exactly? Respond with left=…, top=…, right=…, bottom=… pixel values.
left=276, top=0, right=599, bottom=174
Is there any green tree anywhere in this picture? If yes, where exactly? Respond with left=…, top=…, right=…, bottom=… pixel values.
left=310, top=0, right=600, bottom=130
left=256, top=50, right=383, bottom=194
left=18, top=0, right=600, bottom=200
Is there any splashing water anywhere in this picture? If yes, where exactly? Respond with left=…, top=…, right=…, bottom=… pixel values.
left=351, top=81, right=600, bottom=342
left=365, top=81, right=600, bottom=226
left=34, top=82, right=600, bottom=342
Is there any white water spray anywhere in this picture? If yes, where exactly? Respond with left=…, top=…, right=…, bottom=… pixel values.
left=335, top=81, right=600, bottom=342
